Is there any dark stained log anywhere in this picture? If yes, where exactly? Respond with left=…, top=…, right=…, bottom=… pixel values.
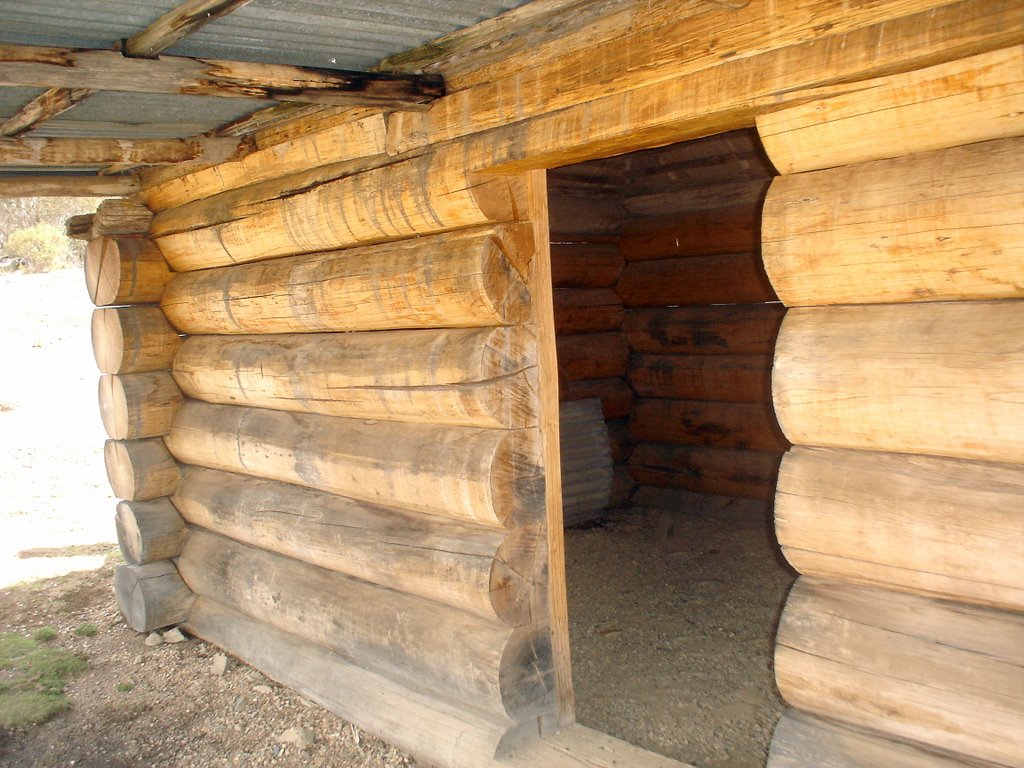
left=115, top=498, right=188, bottom=565
left=553, top=289, right=624, bottom=334
left=104, top=438, right=181, bottom=501
left=85, top=237, right=171, bottom=306
left=618, top=204, right=762, bottom=261
left=65, top=214, right=94, bottom=240
left=609, top=465, right=636, bottom=508
left=549, top=242, right=624, bottom=289
left=0, top=174, right=140, bottom=197
left=617, top=253, right=778, bottom=308
left=559, top=377, right=634, bottom=420
left=91, top=306, right=181, bottom=375
left=556, top=332, right=628, bottom=383
left=547, top=194, right=624, bottom=237
left=630, top=354, right=773, bottom=403
left=631, top=399, right=789, bottom=452
left=623, top=303, right=785, bottom=355
left=0, top=136, right=242, bottom=167
left=629, top=441, right=781, bottom=499
left=114, top=560, right=194, bottom=632
left=606, top=417, right=636, bottom=463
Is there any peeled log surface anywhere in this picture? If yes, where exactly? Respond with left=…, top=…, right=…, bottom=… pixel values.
left=628, top=442, right=781, bottom=500
left=184, top=598, right=526, bottom=768
left=559, top=377, right=633, bottom=420
left=762, top=137, right=1024, bottom=307
left=98, top=372, right=183, bottom=439
left=85, top=237, right=171, bottom=306
left=91, top=306, right=181, bottom=375
left=166, top=401, right=542, bottom=528
left=173, top=327, right=537, bottom=429
left=114, top=560, right=194, bottom=633
left=152, top=150, right=526, bottom=271
left=773, top=302, right=1024, bottom=463
left=768, top=709, right=1001, bottom=768
left=618, top=204, right=761, bottom=262
left=776, top=446, right=1024, bottom=612
left=161, top=225, right=530, bottom=335
left=178, top=530, right=553, bottom=719
left=115, top=498, right=187, bottom=565
left=617, top=253, right=778, bottom=308
left=172, top=467, right=542, bottom=624
left=104, top=438, right=180, bottom=501
left=550, top=242, right=623, bottom=289
left=631, top=399, right=789, bottom=452
left=757, top=46, right=1024, bottom=175
left=553, top=289, right=624, bottom=334
left=630, top=354, right=772, bottom=403
left=775, top=578, right=1024, bottom=768
left=556, top=332, right=628, bottom=383
left=623, top=303, right=785, bottom=356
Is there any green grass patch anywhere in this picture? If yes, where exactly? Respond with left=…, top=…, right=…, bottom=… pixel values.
left=31, top=627, right=57, bottom=643
left=0, top=631, right=87, bottom=727
left=73, top=623, right=97, bottom=638
left=115, top=682, right=133, bottom=693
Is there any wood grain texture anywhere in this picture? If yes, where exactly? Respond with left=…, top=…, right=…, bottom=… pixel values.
left=618, top=204, right=761, bottom=262
left=757, top=45, right=1024, bottom=174
left=103, top=438, right=180, bottom=502
left=556, top=332, right=628, bottom=383
left=91, top=306, right=181, bottom=375
left=115, top=498, right=188, bottom=565
left=549, top=242, right=623, bottom=289
left=124, top=0, right=255, bottom=58
left=0, top=136, right=241, bottom=167
left=173, top=327, right=538, bottom=429
left=630, top=354, right=772, bottom=403
left=628, top=442, right=781, bottom=499
left=553, top=289, right=624, bottom=334
left=0, top=175, right=139, bottom=197
left=776, top=446, right=1024, bottom=612
left=172, top=467, right=543, bottom=625
left=114, top=560, right=193, bottom=633
left=0, top=86, right=91, bottom=137
left=559, top=377, right=634, bottom=420
left=617, top=253, right=777, bottom=308
left=773, top=302, right=1024, bottom=463
left=98, top=372, right=183, bottom=440
left=631, top=399, right=788, bottom=452
left=775, top=578, right=1024, bottom=768
left=762, top=138, right=1024, bottom=307
left=165, top=401, right=542, bottom=528
left=91, top=200, right=154, bottom=236
left=84, top=237, right=171, bottom=307
left=623, top=304, right=785, bottom=356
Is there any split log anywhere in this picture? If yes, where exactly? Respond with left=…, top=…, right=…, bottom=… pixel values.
left=98, top=372, right=183, bottom=440
left=628, top=442, right=781, bottom=499
left=114, top=560, right=194, bottom=633
left=549, top=242, right=623, bottom=289
left=559, top=399, right=613, bottom=527
left=65, top=214, right=93, bottom=240
left=178, top=530, right=553, bottom=719
left=171, top=467, right=542, bottom=624
left=184, top=598, right=530, bottom=768
left=776, top=446, right=1024, bottom=612
left=553, top=289, right=624, bottom=334
left=161, top=225, right=530, bottom=335
left=617, top=253, right=778, bottom=307
left=630, top=354, right=772, bottom=403
left=756, top=46, right=1024, bottom=175
left=768, top=709, right=1002, bottom=768
left=165, top=401, right=542, bottom=528
left=115, top=498, right=188, bottom=565
left=91, top=199, right=153, bottom=236
left=104, top=438, right=180, bottom=501
left=773, top=301, right=1024, bottom=463
left=762, top=137, right=1024, bottom=306
left=631, top=399, right=788, bottom=452
left=623, top=303, right=785, bottom=355
left=775, top=578, right=1024, bottom=768
left=91, top=306, right=181, bottom=375
left=559, top=377, right=634, bottom=420
left=152, top=149, right=525, bottom=271
left=84, top=237, right=171, bottom=306
left=556, top=332, right=628, bottom=383
left=618, top=204, right=762, bottom=261
left=172, top=327, right=537, bottom=429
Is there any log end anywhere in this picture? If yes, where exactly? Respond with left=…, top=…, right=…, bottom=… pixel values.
left=114, top=561, right=194, bottom=633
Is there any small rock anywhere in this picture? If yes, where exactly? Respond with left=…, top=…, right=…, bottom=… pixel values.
left=211, top=653, right=228, bottom=676
left=253, top=684, right=272, bottom=695
left=132, top=655, right=145, bottom=665
left=144, top=632, right=164, bottom=647
left=278, top=726, right=315, bottom=750
left=162, top=627, right=187, bottom=643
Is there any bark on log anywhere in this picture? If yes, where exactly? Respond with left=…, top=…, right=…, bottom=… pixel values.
left=84, top=237, right=171, bottom=306
left=104, top=438, right=180, bottom=501
left=552, top=289, right=624, bottom=335
left=92, top=199, right=153, bottom=236
left=775, top=577, right=1024, bottom=768
left=556, top=332, right=628, bottom=383
left=559, top=377, right=634, bottom=420
left=115, top=498, right=188, bottom=565
left=178, top=530, right=553, bottom=719
left=550, top=242, right=623, bottom=289
left=773, top=301, right=1024, bottom=463
left=631, top=399, right=789, bottom=452
left=762, top=137, right=1024, bottom=307
left=161, top=225, right=531, bottom=334
left=98, top=372, right=183, bottom=440
left=756, top=46, right=1024, bottom=175
left=628, top=442, right=781, bottom=499
left=173, top=327, right=537, bottom=430
left=91, top=306, right=181, bottom=375
left=172, top=467, right=542, bottom=625
left=618, top=204, right=762, bottom=261
left=630, top=354, right=772, bottom=403
left=617, top=253, right=778, bottom=307
left=623, top=304, right=785, bottom=355
left=114, top=560, right=194, bottom=633
left=165, top=402, right=542, bottom=528
left=776, top=446, right=1024, bottom=612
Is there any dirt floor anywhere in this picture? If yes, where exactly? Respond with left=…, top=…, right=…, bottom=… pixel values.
left=0, top=269, right=795, bottom=767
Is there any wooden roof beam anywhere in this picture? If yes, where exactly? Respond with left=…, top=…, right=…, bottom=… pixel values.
left=0, top=174, right=140, bottom=197
left=0, top=136, right=243, bottom=167
left=0, top=44, right=446, bottom=109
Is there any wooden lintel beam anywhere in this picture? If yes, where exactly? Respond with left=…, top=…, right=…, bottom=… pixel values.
left=0, top=136, right=243, bottom=167
left=0, top=174, right=141, bottom=197
left=0, top=44, right=446, bottom=110
left=124, top=0, right=255, bottom=58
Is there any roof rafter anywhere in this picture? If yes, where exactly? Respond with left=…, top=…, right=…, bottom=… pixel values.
left=0, top=136, right=243, bottom=167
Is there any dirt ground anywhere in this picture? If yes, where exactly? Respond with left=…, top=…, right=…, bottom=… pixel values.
left=0, top=270, right=794, bottom=767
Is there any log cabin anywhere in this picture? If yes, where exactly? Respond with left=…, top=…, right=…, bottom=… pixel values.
left=1, top=1, right=1022, bottom=766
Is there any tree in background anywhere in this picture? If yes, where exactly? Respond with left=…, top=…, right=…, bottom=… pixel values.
left=0, top=197, right=103, bottom=273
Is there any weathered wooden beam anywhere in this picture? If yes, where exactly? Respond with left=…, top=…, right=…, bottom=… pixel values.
left=0, top=87, right=92, bottom=137
left=0, top=174, right=140, bottom=197
left=0, top=136, right=242, bottom=167
left=124, top=0, right=255, bottom=58
left=0, top=44, right=445, bottom=109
